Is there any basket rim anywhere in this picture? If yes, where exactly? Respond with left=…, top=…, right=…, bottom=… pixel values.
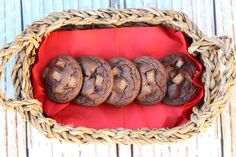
left=0, top=8, right=235, bottom=144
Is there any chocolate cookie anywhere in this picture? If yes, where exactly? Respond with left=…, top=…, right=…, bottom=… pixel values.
left=43, top=55, right=83, bottom=103
left=161, top=53, right=198, bottom=105
left=133, top=56, right=167, bottom=105
left=74, top=56, right=113, bottom=106
left=107, top=57, right=141, bottom=106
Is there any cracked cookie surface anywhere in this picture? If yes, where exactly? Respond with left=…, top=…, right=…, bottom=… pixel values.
left=161, top=53, right=197, bottom=105
left=107, top=57, right=141, bottom=107
left=74, top=56, right=113, bottom=106
left=44, top=55, right=83, bottom=103
left=133, top=56, right=167, bottom=105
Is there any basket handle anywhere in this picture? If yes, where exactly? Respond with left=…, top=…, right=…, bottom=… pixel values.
left=189, top=36, right=236, bottom=130
left=189, top=35, right=236, bottom=83
left=0, top=42, right=16, bottom=104
left=0, top=42, right=42, bottom=119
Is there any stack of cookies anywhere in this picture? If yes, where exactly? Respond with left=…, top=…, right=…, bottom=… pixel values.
left=43, top=54, right=197, bottom=107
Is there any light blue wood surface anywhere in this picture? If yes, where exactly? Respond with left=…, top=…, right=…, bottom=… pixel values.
left=0, top=0, right=7, bottom=156
left=0, top=0, right=235, bottom=157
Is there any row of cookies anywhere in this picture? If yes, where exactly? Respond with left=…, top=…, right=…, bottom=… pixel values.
left=43, top=54, right=197, bottom=107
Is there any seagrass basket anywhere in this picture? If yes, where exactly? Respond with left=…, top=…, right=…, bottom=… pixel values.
left=0, top=8, right=235, bottom=144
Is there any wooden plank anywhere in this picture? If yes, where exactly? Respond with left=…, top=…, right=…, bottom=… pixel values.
left=52, top=142, right=81, bottom=157
left=131, top=1, right=189, bottom=156
left=110, top=0, right=125, bottom=9
left=158, top=0, right=173, bottom=10
left=142, top=0, right=157, bottom=8
left=43, top=0, right=53, bottom=16
left=1, top=0, right=27, bottom=157
left=129, top=0, right=158, bottom=156
left=133, top=1, right=222, bottom=157
left=192, top=0, right=215, bottom=36
left=230, top=15, right=236, bottom=149
left=196, top=121, right=222, bottom=157
left=52, top=0, right=63, bottom=12
left=89, top=1, right=117, bottom=157
left=182, top=137, right=198, bottom=157
left=115, top=0, right=139, bottom=155
left=122, top=0, right=157, bottom=157
left=78, top=0, right=93, bottom=10
left=171, top=2, right=197, bottom=156
left=0, top=108, right=7, bottom=157
left=125, top=0, right=143, bottom=8
left=22, top=1, right=118, bottom=157
left=92, top=0, right=110, bottom=9
left=21, top=1, right=54, bottom=157
left=0, top=0, right=7, bottom=156
left=181, top=0, right=193, bottom=20
left=191, top=1, right=222, bottom=157
left=174, top=1, right=222, bottom=157
left=78, top=144, right=117, bottom=157
left=215, top=1, right=236, bottom=157
left=79, top=144, right=98, bottom=157
left=231, top=86, right=236, bottom=157
left=80, top=2, right=118, bottom=156
left=27, top=126, right=53, bottom=157
left=133, top=144, right=156, bottom=157
left=21, top=0, right=43, bottom=27
left=63, top=0, right=79, bottom=10
left=215, top=0, right=234, bottom=37
left=171, top=0, right=183, bottom=11
left=117, top=144, right=132, bottom=157
left=232, top=0, right=236, bottom=48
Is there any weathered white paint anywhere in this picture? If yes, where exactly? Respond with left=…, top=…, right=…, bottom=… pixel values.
left=0, top=0, right=27, bottom=157
left=0, top=0, right=235, bottom=157
left=215, top=1, right=236, bottom=157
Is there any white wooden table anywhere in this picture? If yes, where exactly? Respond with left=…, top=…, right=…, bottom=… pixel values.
left=0, top=0, right=235, bottom=157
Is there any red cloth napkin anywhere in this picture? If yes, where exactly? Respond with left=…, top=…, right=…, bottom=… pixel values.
left=32, top=27, right=204, bottom=129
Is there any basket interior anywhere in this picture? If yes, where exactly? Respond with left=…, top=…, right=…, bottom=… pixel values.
left=32, top=26, right=204, bottom=129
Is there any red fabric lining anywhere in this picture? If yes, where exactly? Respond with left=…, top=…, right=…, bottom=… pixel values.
left=32, top=27, right=204, bottom=129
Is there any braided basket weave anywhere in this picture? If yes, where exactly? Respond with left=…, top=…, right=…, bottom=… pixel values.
left=0, top=8, right=235, bottom=144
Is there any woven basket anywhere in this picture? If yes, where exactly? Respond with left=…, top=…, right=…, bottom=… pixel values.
left=0, top=8, right=235, bottom=144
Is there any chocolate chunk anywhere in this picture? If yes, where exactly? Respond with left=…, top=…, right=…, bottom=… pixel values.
left=112, top=67, right=122, bottom=75
left=51, top=71, right=61, bottom=81
left=55, top=59, right=67, bottom=68
left=95, top=75, right=104, bottom=88
left=146, top=70, right=156, bottom=84
left=172, top=73, right=184, bottom=84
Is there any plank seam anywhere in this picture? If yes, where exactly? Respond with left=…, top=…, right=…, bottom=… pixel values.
left=116, top=144, right=119, bottom=157
left=213, top=0, right=217, bottom=35
left=213, top=1, right=224, bottom=157
left=20, top=0, right=24, bottom=31
left=131, top=144, right=134, bottom=157
left=19, top=1, right=29, bottom=157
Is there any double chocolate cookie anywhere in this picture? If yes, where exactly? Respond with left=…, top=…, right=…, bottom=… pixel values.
left=161, top=53, right=198, bottom=105
left=133, top=56, right=167, bottom=105
left=43, top=55, right=83, bottom=103
left=74, top=56, right=113, bottom=106
left=107, top=57, right=141, bottom=106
